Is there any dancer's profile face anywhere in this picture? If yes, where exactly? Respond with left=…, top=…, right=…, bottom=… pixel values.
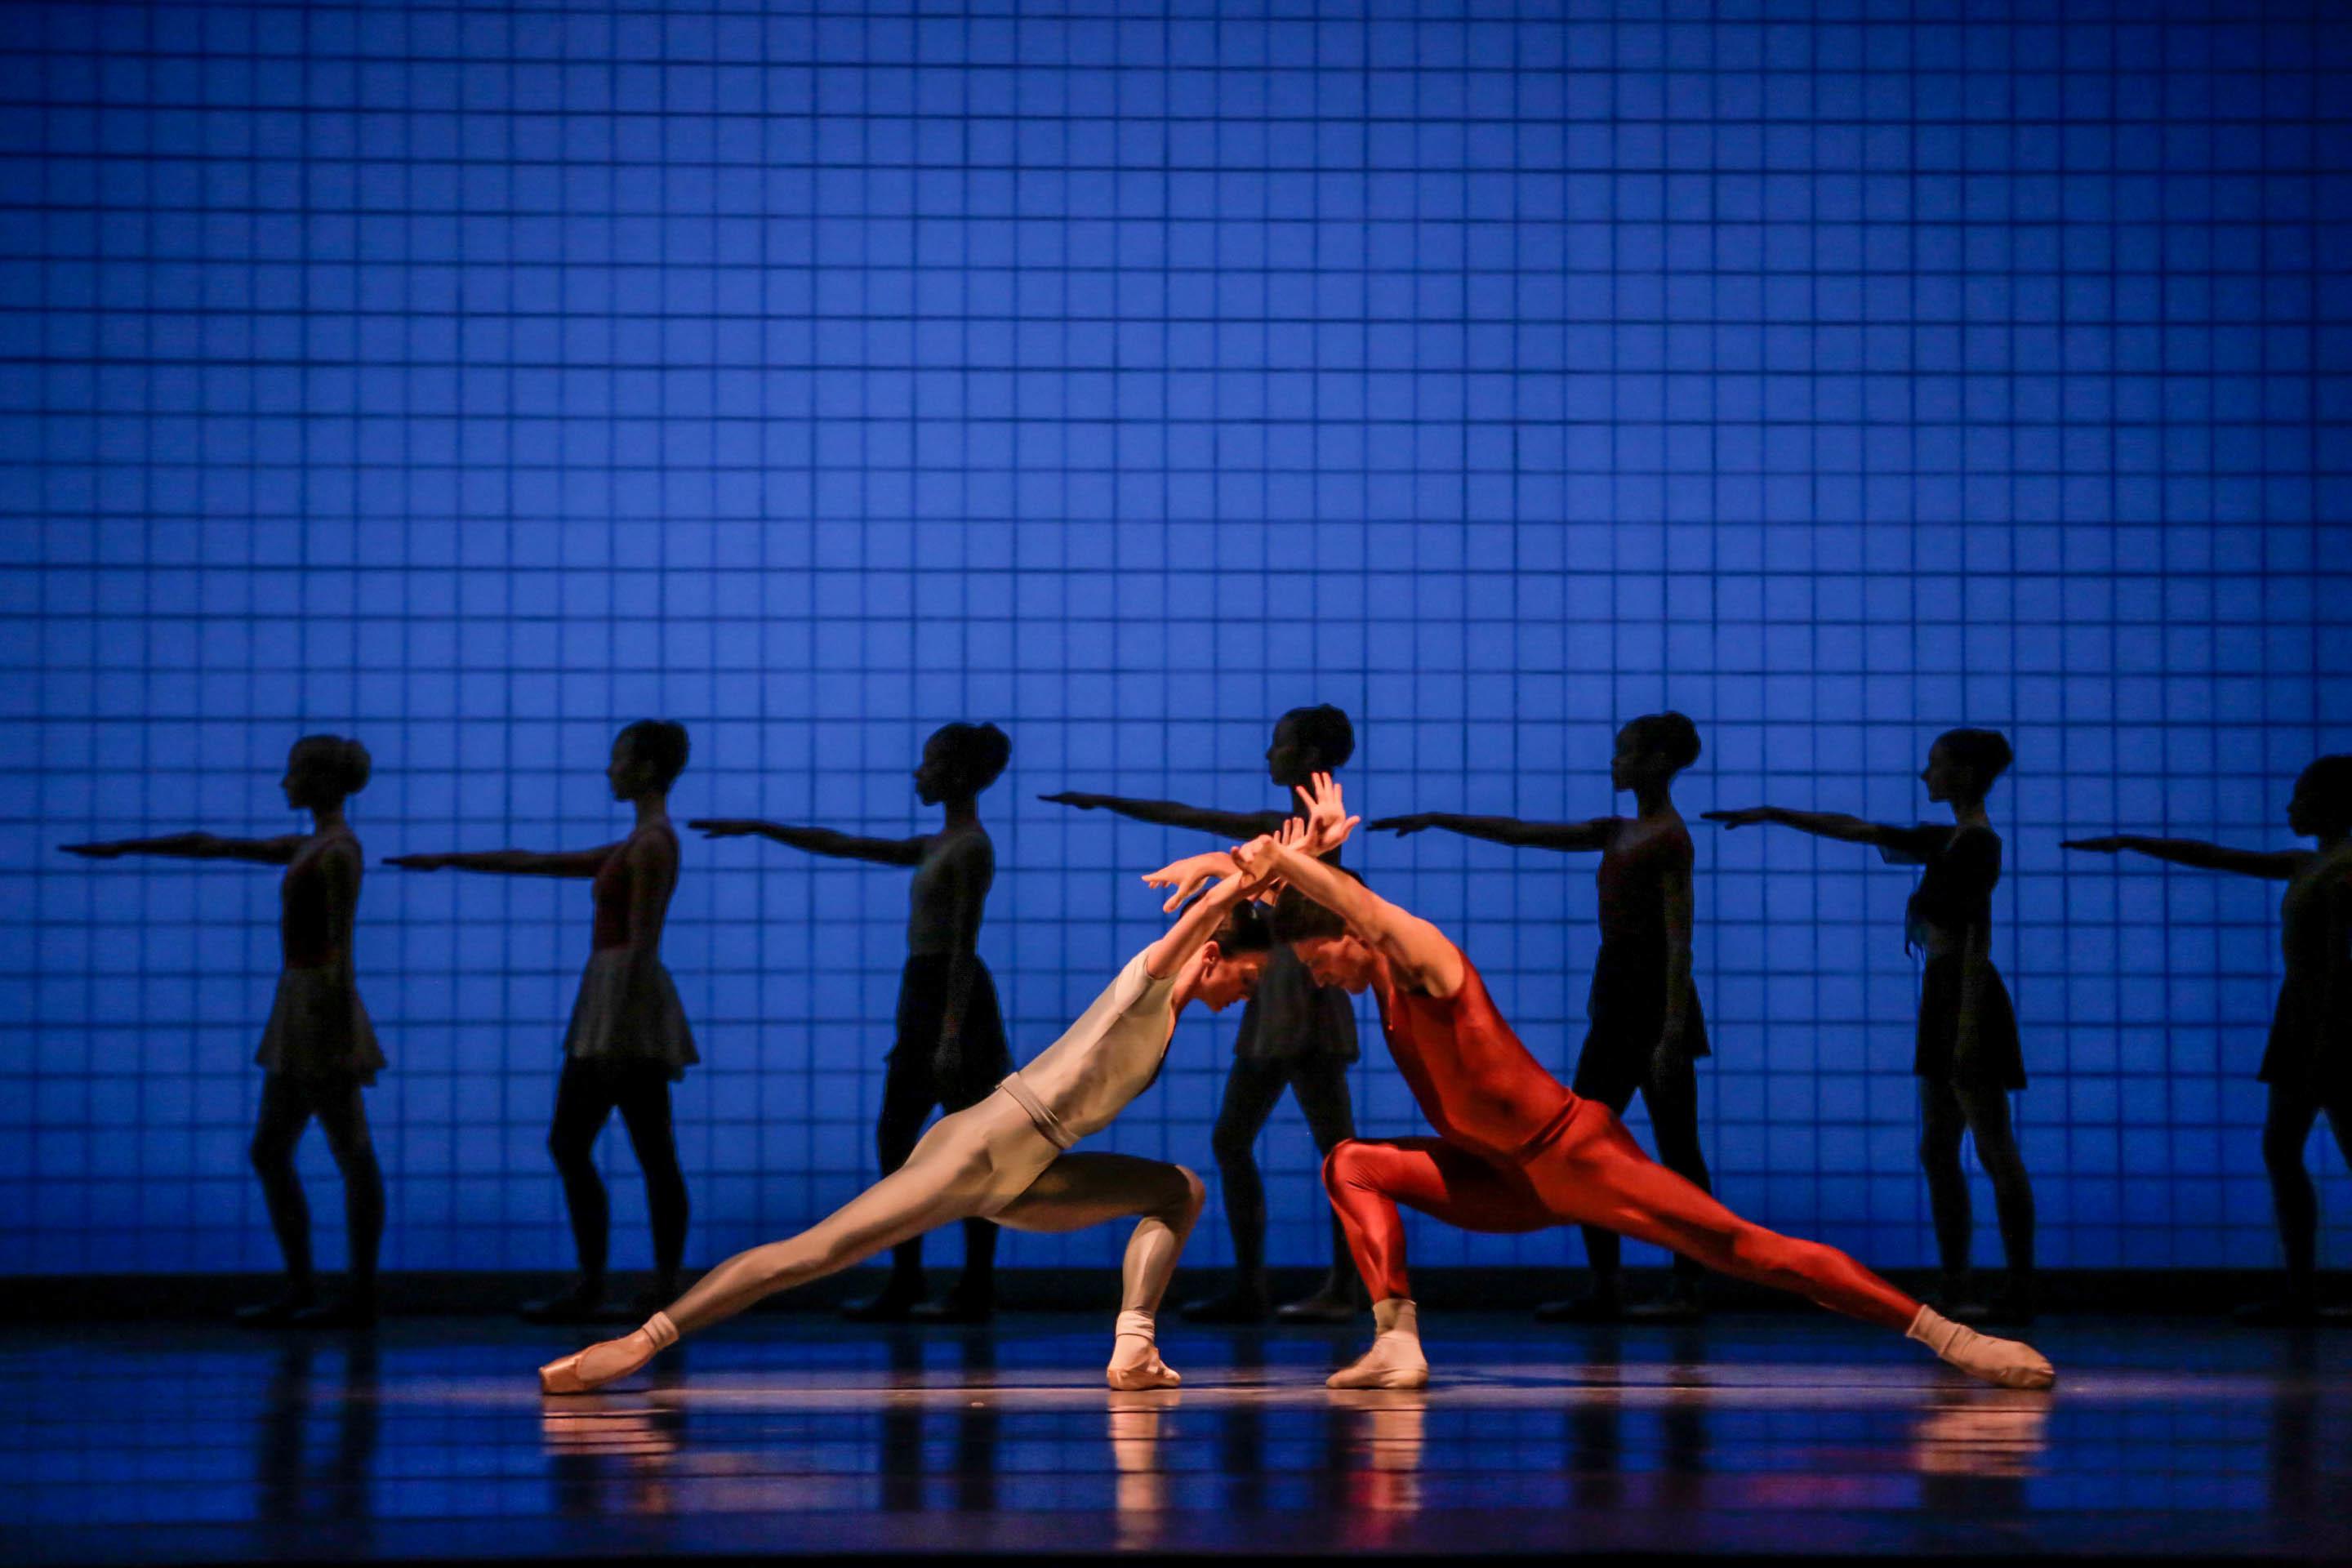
left=1293, top=934, right=1375, bottom=994
left=913, top=733, right=955, bottom=805
left=1194, top=946, right=1269, bottom=1011
left=607, top=737, right=653, bottom=802
left=1265, top=716, right=1315, bottom=790
left=281, top=743, right=336, bottom=812
left=1610, top=728, right=1669, bottom=795
left=2287, top=774, right=2341, bottom=840
left=1920, top=742, right=1967, bottom=805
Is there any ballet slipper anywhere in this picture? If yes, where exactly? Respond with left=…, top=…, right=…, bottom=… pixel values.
left=1907, top=1304, right=2056, bottom=1391
left=1328, top=1298, right=1429, bottom=1391
left=539, top=1311, right=679, bottom=1395
left=1106, top=1309, right=1182, bottom=1391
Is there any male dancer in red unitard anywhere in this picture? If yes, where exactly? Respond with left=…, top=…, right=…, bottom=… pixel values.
left=1219, top=777, right=2053, bottom=1392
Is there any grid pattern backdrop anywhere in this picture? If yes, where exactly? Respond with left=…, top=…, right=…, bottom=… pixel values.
left=2, top=0, right=2348, bottom=1282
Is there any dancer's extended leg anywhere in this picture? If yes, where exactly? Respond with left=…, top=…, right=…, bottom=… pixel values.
left=865, top=1045, right=942, bottom=1307
left=540, top=1093, right=1054, bottom=1393
left=1535, top=1109, right=2053, bottom=1388
left=996, top=1153, right=1206, bottom=1388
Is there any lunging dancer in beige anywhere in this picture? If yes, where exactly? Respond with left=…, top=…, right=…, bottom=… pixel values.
left=538, top=847, right=1281, bottom=1395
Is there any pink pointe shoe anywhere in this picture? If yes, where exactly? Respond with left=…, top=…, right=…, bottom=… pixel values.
left=538, top=1311, right=679, bottom=1395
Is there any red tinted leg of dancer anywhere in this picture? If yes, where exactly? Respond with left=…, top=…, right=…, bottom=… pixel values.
left=1527, top=1108, right=1918, bottom=1330
left=1322, top=1137, right=1555, bottom=1302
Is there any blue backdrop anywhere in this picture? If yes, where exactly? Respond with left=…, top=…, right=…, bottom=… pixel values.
left=2, top=1, right=2347, bottom=1282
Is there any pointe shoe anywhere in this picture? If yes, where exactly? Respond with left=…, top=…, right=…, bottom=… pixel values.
left=1908, top=1305, right=2056, bottom=1392
left=537, top=1312, right=677, bottom=1396
left=1325, top=1339, right=1429, bottom=1390
left=1106, top=1310, right=1181, bottom=1390
left=537, top=1351, right=599, bottom=1396
left=1107, top=1349, right=1182, bottom=1391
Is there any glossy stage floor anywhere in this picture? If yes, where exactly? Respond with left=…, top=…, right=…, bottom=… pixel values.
left=4, top=1312, right=2346, bottom=1566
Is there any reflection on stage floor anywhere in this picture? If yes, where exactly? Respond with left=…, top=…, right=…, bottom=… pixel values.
left=3, top=1313, right=2345, bottom=1563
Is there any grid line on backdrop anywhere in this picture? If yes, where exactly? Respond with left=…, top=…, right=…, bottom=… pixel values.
left=1, top=0, right=2347, bottom=1278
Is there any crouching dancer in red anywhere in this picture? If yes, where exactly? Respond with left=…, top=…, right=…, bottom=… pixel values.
left=1236, top=777, right=2053, bottom=1393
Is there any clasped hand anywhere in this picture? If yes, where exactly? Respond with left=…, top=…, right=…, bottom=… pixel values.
left=1140, top=773, right=1358, bottom=912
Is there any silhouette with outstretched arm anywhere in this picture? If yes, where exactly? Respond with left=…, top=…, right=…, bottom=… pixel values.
left=1043, top=702, right=1364, bottom=1324
left=1706, top=728, right=2037, bottom=1325
left=2066, top=755, right=2352, bottom=1323
left=1370, top=712, right=1714, bottom=1324
left=388, top=719, right=697, bottom=1325
left=693, top=722, right=1013, bottom=1323
left=63, top=734, right=385, bottom=1328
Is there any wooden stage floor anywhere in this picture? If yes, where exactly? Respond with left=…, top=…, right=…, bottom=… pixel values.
left=3, top=1312, right=2346, bottom=1565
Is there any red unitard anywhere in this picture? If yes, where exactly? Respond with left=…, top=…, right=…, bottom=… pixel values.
left=1325, top=953, right=1918, bottom=1330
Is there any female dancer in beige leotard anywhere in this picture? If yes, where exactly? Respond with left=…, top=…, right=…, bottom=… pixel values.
left=539, top=844, right=1286, bottom=1395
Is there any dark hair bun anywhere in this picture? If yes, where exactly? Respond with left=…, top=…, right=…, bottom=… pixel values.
left=1214, top=898, right=1274, bottom=955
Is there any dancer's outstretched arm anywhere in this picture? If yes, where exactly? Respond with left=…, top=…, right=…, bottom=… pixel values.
left=688, top=817, right=925, bottom=866
left=1366, top=812, right=1611, bottom=852
left=61, top=831, right=308, bottom=865
left=2062, top=834, right=2305, bottom=880
left=1141, top=844, right=1282, bottom=978
left=1040, top=791, right=1281, bottom=841
left=1704, top=804, right=1903, bottom=848
left=385, top=845, right=613, bottom=877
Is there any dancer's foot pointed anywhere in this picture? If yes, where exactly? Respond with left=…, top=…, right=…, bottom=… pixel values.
left=1907, top=1304, right=2055, bottom=1391
left=538, top=1312, right=679, bottom=1396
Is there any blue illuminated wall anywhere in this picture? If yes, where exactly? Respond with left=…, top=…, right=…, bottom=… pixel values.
left=3, top=2, right=2347, bottom=1282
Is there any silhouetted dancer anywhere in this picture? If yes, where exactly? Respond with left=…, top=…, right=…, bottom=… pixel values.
left=1707, top=728, right=2037, bottom=1324
left=1371, top=712, right=1715, bottom=1323
left=1043, top=703, right=1362, bottom=1324
left=63, top=735, right=385, bottom=1328
left=692, top=722, right=1013, bottom=1322
left=388, top=719, right=696, bottom=1324
left=2066, top=755, right=2352, bottom=1322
